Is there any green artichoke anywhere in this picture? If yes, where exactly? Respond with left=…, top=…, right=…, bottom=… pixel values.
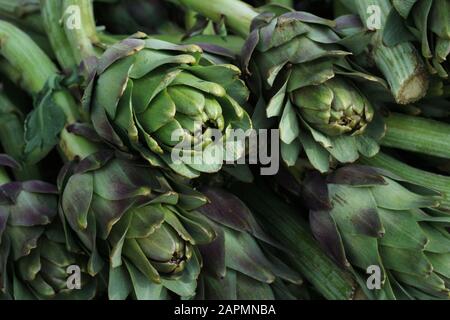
left=59, top=150, right=217, bottom=299
left=83, top=35, right=252, bottom=179
left=304, top=165, right=450, bottom=299
left=383, top=0, right=450, bottom=78
left=0, top=154, right=56, bottom=298
left=241, top=9, right=386, bottom=173
left=195, top=187, right=303, bottom=299
left=12, top=220, right=99, bottom=300
left=0, top=154, right=96, bottom=299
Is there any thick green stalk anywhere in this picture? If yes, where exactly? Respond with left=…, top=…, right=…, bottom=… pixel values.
left=40, top=0, right=99, bottom=69
left=174, top=0, right=258, bottom=38
left=0, top=0, right=39, bottom=17
left=0, top=20, right=97, bottom=160
left=360, top=152, right=450, bottom=209
left=234, top=182, right=358, bottom=300
left=62, top=0, right=100, bottom=63
left=340, top=0, right=428, bottom=104
left=0, top=92, right=41, bottom=180
left=382, top=113, right=450, bottom=159
left=0, top=0, right=45, bottom=33
left=40, top=0, right=77, bottom=70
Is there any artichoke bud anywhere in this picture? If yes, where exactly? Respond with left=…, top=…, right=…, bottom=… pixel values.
left=87, top=37, right=252, bottom=178
left=293, top=78, right=374, bottom=137
left=135, top=223, right=192, bottom=276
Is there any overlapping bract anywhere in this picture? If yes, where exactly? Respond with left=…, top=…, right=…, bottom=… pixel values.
left=0, top=154, right=96, bottom=300
left=59, top=150, right=217, bottom=299
left=384, top=0, right=450, bottom=78
left=242, top=9, right=386, bottom=173
left=196, top=187, right=302, bottom=299
left=83, top=35, right=252, bottom=179
left=12, top=220, right=98, bottom=300
left=304, top=165, right=450, bottom=299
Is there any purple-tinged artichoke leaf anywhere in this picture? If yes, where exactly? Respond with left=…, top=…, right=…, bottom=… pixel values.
left=21, top=181, right=58, bottom=194
left=97, top=38, right=145, bottom=75
left=92, top=196, right=136, bottom=240
left=198, top=187, right=276, bottom=246
left=91, top=97, right=127, bottom=149
left=9, top=191, right=57, bottom=227
left=302, top=171, right=332, bottom=211
left=328, top=184, right=385, bottom=238
left=0, top=154, right=20, bottom=170
left=283, top=11, right=336, bottom=27
left=327, top=165, right=387, bottom=186
left=199, top=224, right=226, bottom=279
left=309, top=210, right=349, bottom=268
left=62, top=173, right=93, bottom=230
left=241, top=29, right=260, bottom=74
left=57, top=161, right=76, bottom=191
left=75, top=150, right=114, bottom=175
left=66, top=122, right=103, bottom=143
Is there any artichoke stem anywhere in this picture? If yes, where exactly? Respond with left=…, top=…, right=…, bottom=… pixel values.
left=174, top=0, right=258, bottom=38
left=382, top=113, right=450, bottom=159
left=0, top=20, right=99, bottom=161
left=62, top=0, right=100, bottom=64
left=234, top=182, right=358, bottom=300
left=0, top=0, right=45, bottom=34
left=348, top=0, right=429, bottom=104
left=40, top=0, right=78, bottom=71
left=0, top=92, right=42, bottom=180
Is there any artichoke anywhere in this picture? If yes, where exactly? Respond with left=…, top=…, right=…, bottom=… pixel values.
left=303, top=165, right=450, bottom=299
left=383, top=0, right=450, bottom=78
left=59, top=150, right=217, bottom=299
left=12, top=219, right=99, bottom=300
left=195, top=187, right=303, bottom=299
left=83, top=35, right=252, bottom=179
left=0, top=154, right=56, bottom=298
left=0, top=154, right=96, bottom=299
left=242, top=9, right=385, bottom=172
